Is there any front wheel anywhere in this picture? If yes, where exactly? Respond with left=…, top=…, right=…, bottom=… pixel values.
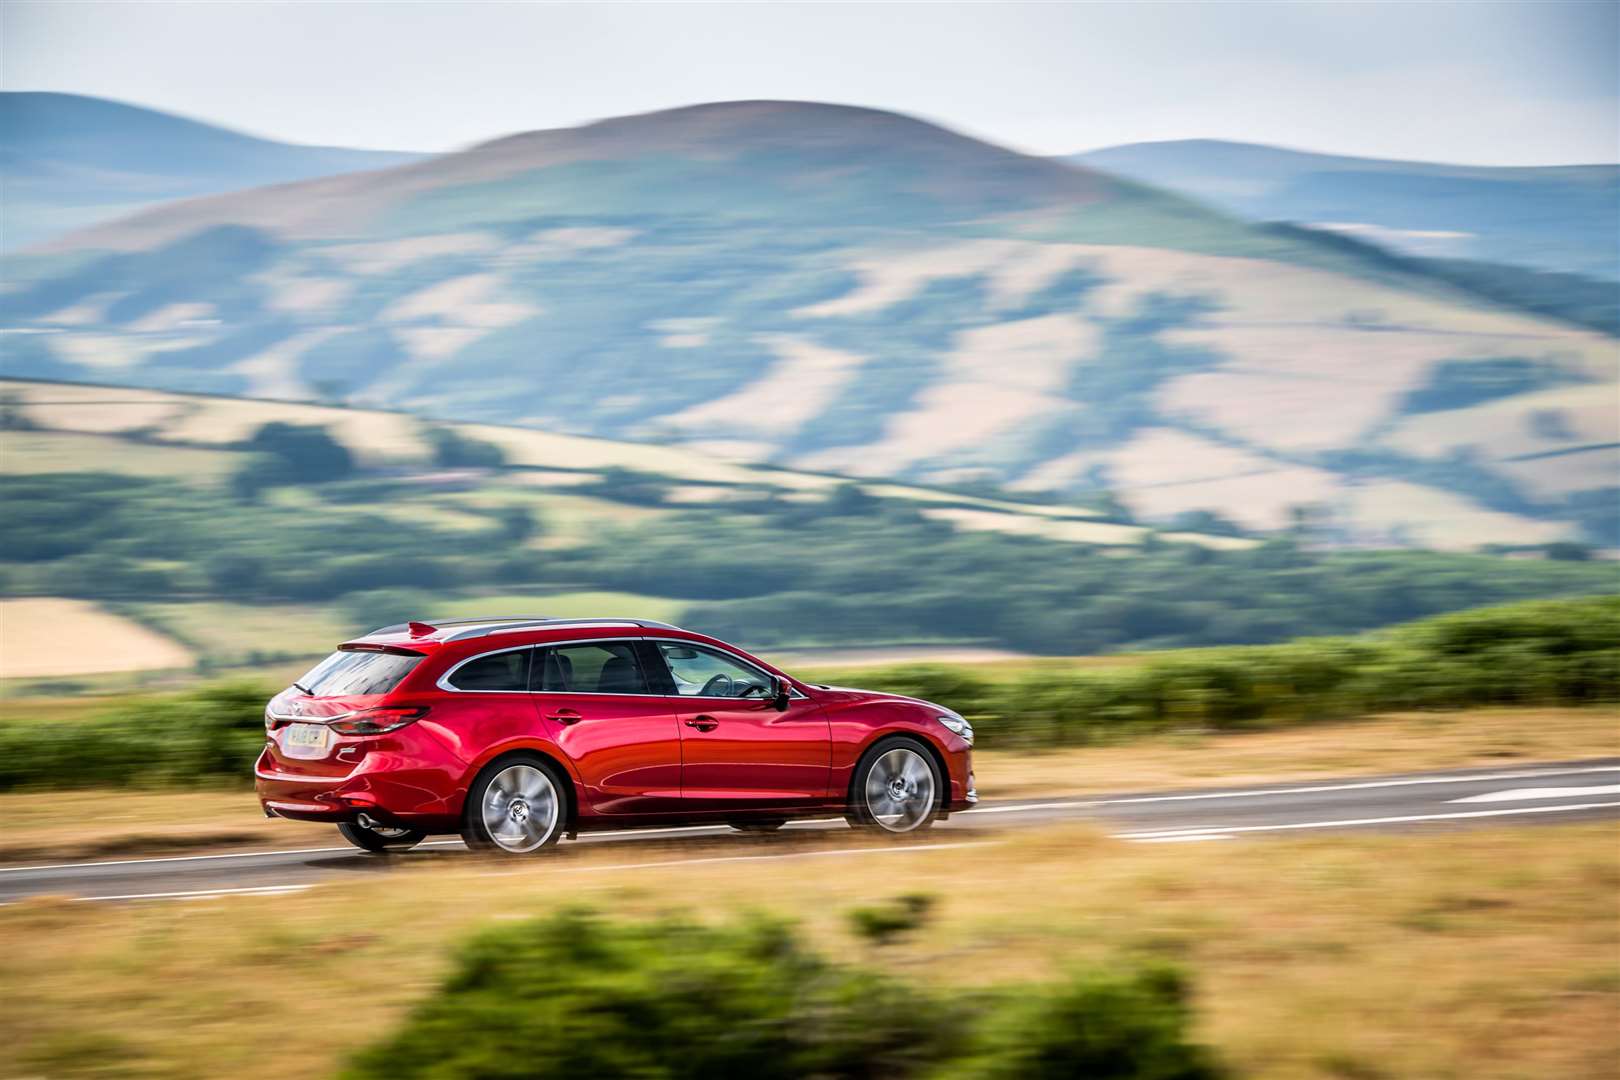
left=336, top=820, right=425, bottom=853
left=461, top=755, right=566, bottom=855
left=847, top=737, right=941, bottom=836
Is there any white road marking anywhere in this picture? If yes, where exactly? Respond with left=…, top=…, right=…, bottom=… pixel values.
left=966, top=800, right=1099, bottom=814
left=0, top=839, right=464, bottom=875
left=1450, top=785, right=1620, bottom=804
left=1134, top=834, right=1234, bottom=843
left=54, top=884, right=313, bottom=904
left=1118, top=800, right=1620, bottom=840
left=1097, top=765, right=1620, bottom=807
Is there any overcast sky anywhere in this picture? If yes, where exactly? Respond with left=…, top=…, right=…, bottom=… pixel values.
left=4, top=1, right=1616, bottom=164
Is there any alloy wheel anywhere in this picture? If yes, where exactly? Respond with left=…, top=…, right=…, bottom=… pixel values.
left=481, top=763, right=560, bottom=853
left=863, top=746, right=936, bottom=833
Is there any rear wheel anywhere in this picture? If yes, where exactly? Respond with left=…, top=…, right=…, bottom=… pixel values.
left=847, top=737, right=940, bottom=836
left=336, top=820, right=425, bottom=853
left=461, top=755, right=566, bottom=855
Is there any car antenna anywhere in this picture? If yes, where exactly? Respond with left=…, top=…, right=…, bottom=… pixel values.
left=407, top=621, right=438, bottom=636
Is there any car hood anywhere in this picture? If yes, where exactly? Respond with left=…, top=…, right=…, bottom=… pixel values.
left=809, top=685, right=950, bottom=714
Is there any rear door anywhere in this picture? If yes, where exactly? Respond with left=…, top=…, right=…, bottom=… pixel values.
left=531, top=639, right=683, bottom=816
left=647, top=640, right=830, bottom=811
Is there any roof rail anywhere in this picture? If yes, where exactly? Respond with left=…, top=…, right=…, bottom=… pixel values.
left=367, top=616, right=687, bottom=641
left=444, top=617, right=687, bottom=641
left=367, top=615, right=556, bottom=636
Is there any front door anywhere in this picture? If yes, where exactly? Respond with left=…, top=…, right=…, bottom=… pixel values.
left=532, top=640, right=682, bottom=815
left=646, top=640, right=829, bottom=811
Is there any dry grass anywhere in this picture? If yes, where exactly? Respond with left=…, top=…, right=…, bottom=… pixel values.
left=0, top=821, right=1614, bottom=1079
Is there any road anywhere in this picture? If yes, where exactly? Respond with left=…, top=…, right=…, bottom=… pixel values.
left=3, top=758, right=1616, bottom=904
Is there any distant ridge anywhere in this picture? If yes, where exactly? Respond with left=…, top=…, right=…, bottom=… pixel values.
left=1069, top=138, right=1620, bottom=280
left=0, top=92, right=428, bottom=250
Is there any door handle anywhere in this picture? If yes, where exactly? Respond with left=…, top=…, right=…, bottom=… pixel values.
left=685, top=716, right=718, bottom=732
left=546, top=709, right=583, bottom=725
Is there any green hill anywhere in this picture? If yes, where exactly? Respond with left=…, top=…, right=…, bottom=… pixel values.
left=2, top=102, right=1614, bottom=549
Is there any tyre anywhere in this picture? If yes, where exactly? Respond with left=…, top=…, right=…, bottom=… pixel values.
left=728, top=819, right=787, bottom=833
left=461, top=754, right=567, bottom=854
left=846, top=736, right=941, bottom=836
left=336, top=820, right=425, bottom=853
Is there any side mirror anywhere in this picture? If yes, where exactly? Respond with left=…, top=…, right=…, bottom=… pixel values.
left=770, top=676, right=791, bottom=712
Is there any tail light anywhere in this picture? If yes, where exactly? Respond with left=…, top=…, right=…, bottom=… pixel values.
left=329, top=705, right=431, bottom=736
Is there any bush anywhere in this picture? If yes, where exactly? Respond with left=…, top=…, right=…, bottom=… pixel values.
left=0, top=682, right=271, bottom=791
left=818, top=596, right=1620, bottom=749
left=344, top=910, right=963, bottom=1080
left=344, top=910, right=1216, bottom=1080
left=953, top=967, right=1224, bottom=1080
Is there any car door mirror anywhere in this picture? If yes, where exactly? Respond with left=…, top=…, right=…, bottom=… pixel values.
left=769, top=675, right=790, bottom=712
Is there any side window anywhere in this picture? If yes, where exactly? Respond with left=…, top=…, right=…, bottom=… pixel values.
left=657, top=642, right=773, bottom=698
left=446, top=648, right=530, bottom=692
left=534, top=643, right=650, bottom=695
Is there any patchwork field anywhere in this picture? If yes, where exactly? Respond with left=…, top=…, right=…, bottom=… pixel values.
left=0, top=599, right=193, bottom=678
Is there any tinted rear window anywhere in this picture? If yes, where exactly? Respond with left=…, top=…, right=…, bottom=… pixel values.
left=446, top=649, right=531, bottom=692
left=297, top=649, right=421, bottom=697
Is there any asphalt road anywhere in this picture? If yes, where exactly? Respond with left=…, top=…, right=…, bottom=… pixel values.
left=3, top=758, right=1616, bottom=904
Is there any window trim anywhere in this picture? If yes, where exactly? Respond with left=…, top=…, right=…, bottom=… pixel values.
left=435, top=635, right=806, bottom=701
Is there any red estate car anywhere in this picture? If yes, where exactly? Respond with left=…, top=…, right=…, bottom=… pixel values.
left=257, top=617, right=976, bottom=854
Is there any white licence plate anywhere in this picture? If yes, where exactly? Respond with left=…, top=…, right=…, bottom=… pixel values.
left=282, top=723, right=330, bottom=759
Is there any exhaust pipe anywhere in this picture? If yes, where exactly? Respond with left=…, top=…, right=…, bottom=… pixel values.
left=356, top=812, right=381, bottom=830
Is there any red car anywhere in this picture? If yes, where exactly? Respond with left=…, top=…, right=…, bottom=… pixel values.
left=257, top=617, right=976, bottom=854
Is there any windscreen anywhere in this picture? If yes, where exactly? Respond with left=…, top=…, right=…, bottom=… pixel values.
left=295, top=649, right=422, bottom=697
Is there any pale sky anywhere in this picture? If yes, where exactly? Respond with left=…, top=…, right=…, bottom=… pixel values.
left=4, top=1, right=1616, bottom=165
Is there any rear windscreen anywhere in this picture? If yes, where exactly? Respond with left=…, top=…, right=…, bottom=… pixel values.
left=296, top=649, right=422, bottom=697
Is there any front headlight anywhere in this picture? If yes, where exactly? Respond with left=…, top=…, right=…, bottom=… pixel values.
left=936, top=713, right=974, bottom=746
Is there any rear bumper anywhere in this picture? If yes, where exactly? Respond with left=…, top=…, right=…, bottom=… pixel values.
left=254, top=746, right=461, bottom=830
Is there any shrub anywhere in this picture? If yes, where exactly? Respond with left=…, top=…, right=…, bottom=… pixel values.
left=951, top=966, right=1225, bottom=1080
left=847, top=893, right=936, bottom=945
left=0, top=682, right=271, bottom=791
left=344, top=910, right=1216, bottom=1080
left=343, top=910, right=962, bottom=1080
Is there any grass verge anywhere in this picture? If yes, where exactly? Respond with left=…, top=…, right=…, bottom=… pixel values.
left=2, top=821, right=1615, bottom=1079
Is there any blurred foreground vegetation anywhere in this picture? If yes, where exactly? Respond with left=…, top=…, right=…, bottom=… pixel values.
left=344, top=908, right=1220, bottom=1080
left=2, top=595, right=1613, bottom=791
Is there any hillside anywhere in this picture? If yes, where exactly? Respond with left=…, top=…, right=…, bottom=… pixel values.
left=1071, top=139, right=1620, bottom=280
left=0, top=92, right=425, bottom=251
left=6, top=378, right=1617, bottom=681
left=1, top=101, right=1615, bottom=549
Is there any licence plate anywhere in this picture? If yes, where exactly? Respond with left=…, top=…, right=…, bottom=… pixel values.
left=283, top=723, right=330, bottom=759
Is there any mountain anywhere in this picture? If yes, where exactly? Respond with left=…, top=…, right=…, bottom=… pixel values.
left=0, top=92, right=427, bottom=251
left=1, top=101, right=1614, bottom=550
left=1070, top=139, right=1620, bottom=280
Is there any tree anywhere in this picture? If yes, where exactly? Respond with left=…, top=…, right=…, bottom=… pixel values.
left=422, top=425, right=506, bottom=469
left=239, top=424, right=354, bottom=482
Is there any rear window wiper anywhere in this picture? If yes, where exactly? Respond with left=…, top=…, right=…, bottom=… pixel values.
left=292, top=681, right=314, bottom=695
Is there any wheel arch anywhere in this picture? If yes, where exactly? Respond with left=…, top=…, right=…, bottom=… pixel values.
left=845, top=729, right=950, bottom=811
left=461, top=745, right=579, bottom=828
